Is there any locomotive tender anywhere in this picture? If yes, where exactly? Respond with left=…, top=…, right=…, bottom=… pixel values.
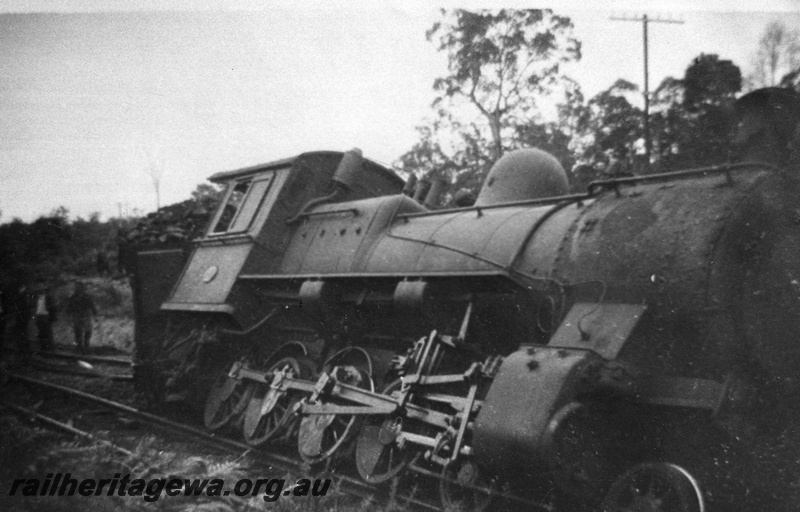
left=132, top=89, right=800, bottom=511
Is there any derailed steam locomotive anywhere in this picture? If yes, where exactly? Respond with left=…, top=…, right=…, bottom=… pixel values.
left=131, top=88, right=800, bottom=511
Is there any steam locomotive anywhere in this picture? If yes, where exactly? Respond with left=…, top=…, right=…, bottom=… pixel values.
left=131, top=88, right=800, bottom=511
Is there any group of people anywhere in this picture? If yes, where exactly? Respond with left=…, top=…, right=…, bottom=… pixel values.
left=0, top=280, right=98, bottom=359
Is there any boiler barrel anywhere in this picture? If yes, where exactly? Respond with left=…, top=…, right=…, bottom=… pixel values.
left=518, top=169, right=800, bottom=387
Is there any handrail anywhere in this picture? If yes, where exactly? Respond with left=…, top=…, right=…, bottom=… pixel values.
left=586, top=161, right=779, bottom=196
left=396, top=192, right=589, bottom=220
left=292, top=207, right=360, bottom=221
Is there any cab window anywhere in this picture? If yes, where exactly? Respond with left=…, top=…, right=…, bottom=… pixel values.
left=212, top=180, right=251, bottom=233
left=210, top=174, right=274, bottom=235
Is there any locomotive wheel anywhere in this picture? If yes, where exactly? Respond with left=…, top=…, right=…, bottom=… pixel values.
left=439, top=459, right=495, bottom=512
left=203, top=365, right=253, bottom=431
left=242, top=357, right=313, bottom=446
left=548, top=402, right=617, bottom=504
left=355, top=380, right=414, bottom=483
left=602, top=463, right=705, bottom=512
left=297, top=365, right=374, bottom=465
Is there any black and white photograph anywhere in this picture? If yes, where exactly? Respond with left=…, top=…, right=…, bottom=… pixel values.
left=2, top=1, right=800, bottom=510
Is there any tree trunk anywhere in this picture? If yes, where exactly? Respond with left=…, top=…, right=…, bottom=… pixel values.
left=488, top=113, right=503, bottom=162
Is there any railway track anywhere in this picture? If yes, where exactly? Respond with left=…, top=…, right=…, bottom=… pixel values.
left=1, top=372, right=441, bottom=511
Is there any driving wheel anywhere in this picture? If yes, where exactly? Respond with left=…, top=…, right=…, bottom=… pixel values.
left=297, top=365, right=373, bottom=464
left=602, top=462, right=705, bottom=512
left=355, top=379, right=415, bottom=483
left=203, top=364, right=253, bottom=431
left=242, top=356, right=313, bottom=446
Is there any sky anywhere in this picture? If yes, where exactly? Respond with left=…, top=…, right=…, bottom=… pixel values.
left=1, top=0, right=799, bottom=222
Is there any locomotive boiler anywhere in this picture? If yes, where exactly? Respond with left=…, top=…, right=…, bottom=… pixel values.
left=131, top=89, right=800, bottom=511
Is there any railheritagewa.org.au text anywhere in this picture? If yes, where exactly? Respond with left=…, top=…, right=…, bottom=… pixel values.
left=8, top=473, right=331, bottom=502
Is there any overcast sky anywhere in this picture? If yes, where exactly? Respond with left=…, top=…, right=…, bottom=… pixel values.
left=1, top=0, right=799, bottom=222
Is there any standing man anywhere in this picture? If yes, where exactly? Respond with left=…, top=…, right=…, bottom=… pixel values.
left=32, top=282, right=57, bottom=352
left=96, top=249, right=110, bottom=276
left=12, top=283, right=32, bottom=359
left=67, top=282, right=97, bottom=354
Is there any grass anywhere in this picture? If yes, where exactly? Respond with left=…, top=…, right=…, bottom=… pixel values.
left=0, top=417, right=249, bottom=511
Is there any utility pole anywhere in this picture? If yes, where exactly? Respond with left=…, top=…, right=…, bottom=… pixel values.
left=610, top=14, right=683, bottom=172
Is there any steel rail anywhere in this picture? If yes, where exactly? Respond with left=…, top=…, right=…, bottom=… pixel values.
left=0, top=401, right=133, bottom=456
left=29, top=360, right=133, bottom=382
left=6, top=348, right=132, bottom=366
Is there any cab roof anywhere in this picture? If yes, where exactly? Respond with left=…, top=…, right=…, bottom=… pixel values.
left=207, top=150, right=401, bottom=185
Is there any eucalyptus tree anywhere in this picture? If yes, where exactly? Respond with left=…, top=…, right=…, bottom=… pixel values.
left=397, top=9, right=582, bottom=203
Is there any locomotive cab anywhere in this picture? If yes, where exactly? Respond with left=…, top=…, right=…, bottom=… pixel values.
left=160, top=150, right=404, bottom=326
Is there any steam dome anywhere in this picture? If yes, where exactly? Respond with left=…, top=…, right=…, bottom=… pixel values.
left=475, top=148, right=569, bottom=206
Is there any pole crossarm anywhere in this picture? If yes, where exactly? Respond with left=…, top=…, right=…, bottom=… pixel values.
left=610, top=15, right=684, bottom=24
